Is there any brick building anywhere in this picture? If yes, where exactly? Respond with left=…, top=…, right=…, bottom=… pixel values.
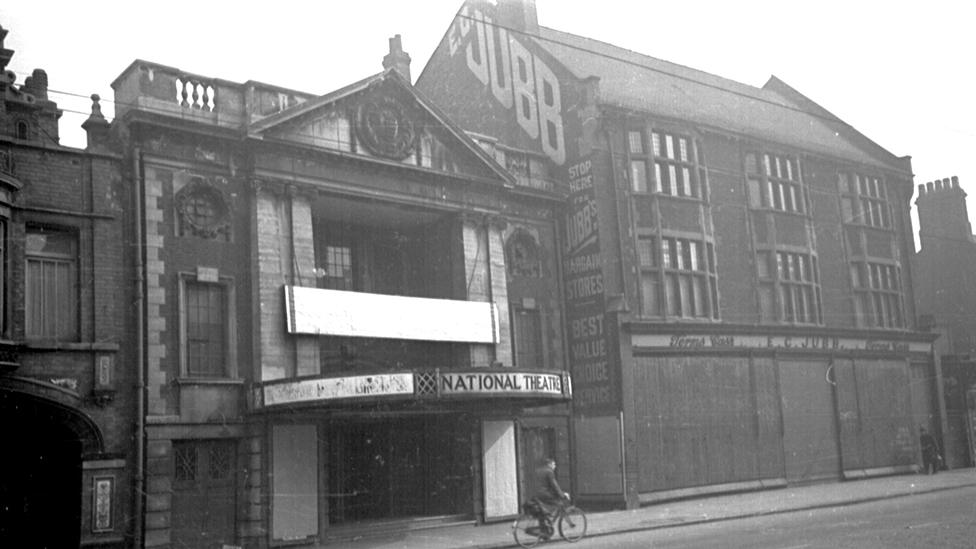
left=913, top=176, right=976, bottom=469
left=111, top=36, right=572, bottom=547
left=0, top=24, right=133, bottom=548
left=418, top=0, right=941, bottom=508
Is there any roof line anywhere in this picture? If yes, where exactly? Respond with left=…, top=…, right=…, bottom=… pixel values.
left=452, top=12, right=890, bottom=145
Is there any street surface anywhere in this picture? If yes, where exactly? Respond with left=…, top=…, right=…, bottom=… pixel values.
left=581, top=485, right=976, bottom=548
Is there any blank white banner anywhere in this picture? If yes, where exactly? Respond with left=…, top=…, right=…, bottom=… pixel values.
left=285, top=285, right=498, bottom=343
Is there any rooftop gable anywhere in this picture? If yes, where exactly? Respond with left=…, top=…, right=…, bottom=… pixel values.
left=250, top=69, right=514, bottom=184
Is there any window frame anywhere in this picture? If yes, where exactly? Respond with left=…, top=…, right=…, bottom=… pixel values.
left=510, top=303, right=544, bottom=369
left=838, top=171, right=892, bottom=229
left=756, top=248, right=823, bottom=325
left=24, top=224, right=79, bottom=341
left=850, top=260, right=905, bottom=328
left=627, top=127, right=705, bottom=200
left=745, top=151, right=807, bottom=214
left=637, top=233, right=718, bottom=320
left=178, top=273, right=237, bottom=379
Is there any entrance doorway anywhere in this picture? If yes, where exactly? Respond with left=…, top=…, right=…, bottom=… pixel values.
left=172, top=439, right=237, bottom=548
left=779, top=361, right=840, bottom=482
left=0, top=396, right=84, bottom=548
left=326, top=415, right=473, bottom=524
left=519, top=426, right=555, bottom=500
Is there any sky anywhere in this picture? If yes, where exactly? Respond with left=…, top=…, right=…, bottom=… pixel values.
left=2, top=1, right=973, bottom=245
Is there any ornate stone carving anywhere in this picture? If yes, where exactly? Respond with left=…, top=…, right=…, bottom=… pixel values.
left=175, top=176, right=231, bottom=241
left=355, top=96, right=417, bottom=160
left=506, top=229, right=543, bottom=278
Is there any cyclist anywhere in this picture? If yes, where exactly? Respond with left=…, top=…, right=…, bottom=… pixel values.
left=532, top=458, right=569, bottom=538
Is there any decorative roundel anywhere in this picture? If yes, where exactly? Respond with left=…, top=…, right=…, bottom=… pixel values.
left=355, top=96, right=417, bottom=160
left=176, top=177, right=230, bottom=240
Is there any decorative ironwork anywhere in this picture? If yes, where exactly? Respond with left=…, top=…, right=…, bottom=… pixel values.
left=174, top=444, right=197, bottom=481
left=175, top=176, right=231, bottom=241
left=209, top=443, right=232, bottom=480
left=355, top=96, right=417, bottom=160
left=415, top=370, right=437, bottom=396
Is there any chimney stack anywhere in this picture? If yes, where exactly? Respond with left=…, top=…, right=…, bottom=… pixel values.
left=916, top=175, right=971, bottom=245
left=23, top=68, right=48, bottom=99
left=497, top=0, right=540, bottom=34
left=383, top=34, right=411, bottom=83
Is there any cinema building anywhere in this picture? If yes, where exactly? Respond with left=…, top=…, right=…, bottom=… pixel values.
left=418, top=0, right=942, bottom=508
left=112, top=37, right=571, bottom=547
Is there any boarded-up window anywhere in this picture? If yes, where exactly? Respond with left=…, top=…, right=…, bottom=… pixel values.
left=272, top=424, right=318, bottom=541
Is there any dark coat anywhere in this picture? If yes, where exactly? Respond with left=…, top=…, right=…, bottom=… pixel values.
left=534, top=465, right=564, bottom=504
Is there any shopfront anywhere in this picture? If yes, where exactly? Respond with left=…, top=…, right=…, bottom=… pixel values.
left=624, top=329, right=935, bottom=503
left=253, top=369, right=571, bottom=543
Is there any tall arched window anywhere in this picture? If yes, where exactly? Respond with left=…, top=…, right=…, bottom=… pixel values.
left=15, top=120, right=29, bottom=140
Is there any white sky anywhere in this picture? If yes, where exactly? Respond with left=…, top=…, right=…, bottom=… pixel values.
left=2, top=1, right=973, bottom=246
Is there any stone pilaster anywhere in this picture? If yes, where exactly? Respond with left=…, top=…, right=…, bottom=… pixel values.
left=462, top=215, right=512, bottom=366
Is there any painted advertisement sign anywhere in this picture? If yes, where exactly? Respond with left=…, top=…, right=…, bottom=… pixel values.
left=258, top=370, right=571, bottom=408
left=440, top=372, right=565, bottom=396
left=441, top=2, right=567, bottom=165
left=564, top=157, right=619, bottom=414
left=263, top=373, right=415, bottom=407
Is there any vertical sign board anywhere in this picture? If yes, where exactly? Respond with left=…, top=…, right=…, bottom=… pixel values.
left=564, top=157, right=618, bottom=414
left=564, top=157, right=623, bottom=494
left=482, top=420, right=520, bottom=520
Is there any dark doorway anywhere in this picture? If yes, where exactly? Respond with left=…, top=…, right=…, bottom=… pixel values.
left=519, top=426, right=556, bottom=500
left=326, top=414, right=473, bottom=525
left=0, top=399, right=83, bottom=548
left=171, top=439, right=237, bottom=548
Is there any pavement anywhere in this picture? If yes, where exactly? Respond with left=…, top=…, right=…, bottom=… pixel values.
left=329, top=468, right=976, bottom=548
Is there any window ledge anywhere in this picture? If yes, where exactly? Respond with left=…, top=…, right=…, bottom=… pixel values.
left=22, top=340, right=120, bottom=352
left=174, top=377, right=244, bottom=386
left=750, top=206, right=809, bottom=218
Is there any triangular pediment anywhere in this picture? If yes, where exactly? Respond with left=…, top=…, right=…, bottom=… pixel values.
left=249, top=71, right=513, bottom=185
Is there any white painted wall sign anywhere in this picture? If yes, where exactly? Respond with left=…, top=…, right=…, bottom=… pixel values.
left=284, top=285, right=499, bottom=343
left=263, top=373, right=414, bottom=407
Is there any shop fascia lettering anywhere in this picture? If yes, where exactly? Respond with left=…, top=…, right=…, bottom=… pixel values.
left=440, top=372, right=564, bottom=395
left=259, top=371, right=568, bottom=408
left=630, top=333, right=931, bottom=353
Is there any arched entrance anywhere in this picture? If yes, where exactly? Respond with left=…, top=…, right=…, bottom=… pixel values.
left=0, top=382, right=104, bottom=548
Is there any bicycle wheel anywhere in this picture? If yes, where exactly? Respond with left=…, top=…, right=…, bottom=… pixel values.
left=513, top=513, right=544, bottom=548
left=558, top=506, right=587, bottom=542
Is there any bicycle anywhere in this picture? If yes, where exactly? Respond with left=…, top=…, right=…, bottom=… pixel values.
left=512, top=498, right=587, bottom=547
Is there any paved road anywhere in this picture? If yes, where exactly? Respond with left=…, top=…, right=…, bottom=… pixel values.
left=581, top=484, right=976, bottom=549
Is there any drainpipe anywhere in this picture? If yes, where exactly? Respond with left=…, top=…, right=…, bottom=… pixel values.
left=132, top=148, right=146, bottom=547
left=603, top=123, right=631, bottom=506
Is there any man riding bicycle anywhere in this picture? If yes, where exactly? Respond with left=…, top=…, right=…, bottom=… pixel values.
left=530, top=458, right=569, bottom=538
